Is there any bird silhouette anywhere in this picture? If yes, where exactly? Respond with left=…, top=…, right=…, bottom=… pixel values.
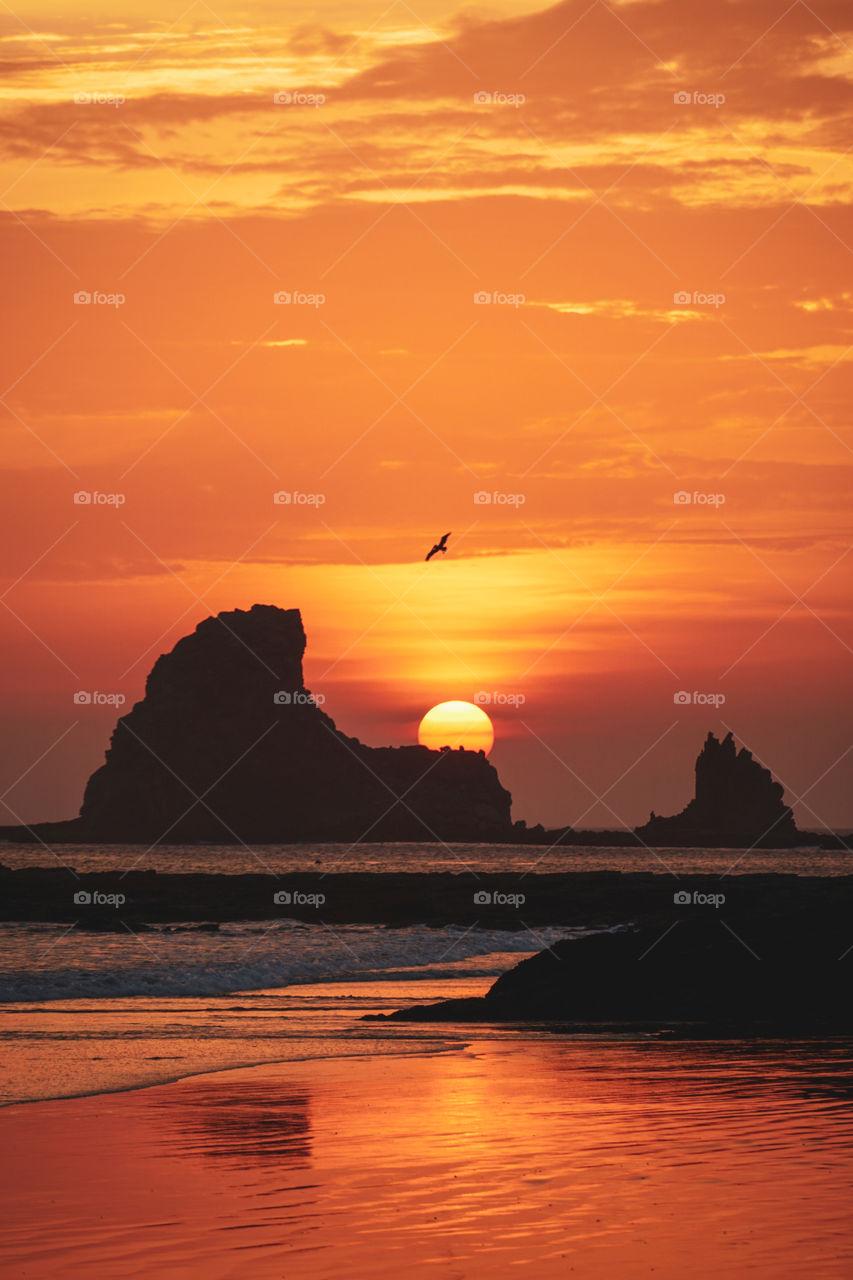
left=425, top=532, right=451, bottom=562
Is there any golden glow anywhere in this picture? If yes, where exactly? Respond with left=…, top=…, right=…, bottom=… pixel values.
left=418, top=701, right=495, bottom=753
left=1, top=0, right=852, bottom=828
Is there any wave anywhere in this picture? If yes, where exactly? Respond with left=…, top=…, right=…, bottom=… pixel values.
left=0, top=922, right=579, bottom=1003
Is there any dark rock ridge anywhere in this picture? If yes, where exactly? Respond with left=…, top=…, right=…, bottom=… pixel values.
left=0, top=869, right=845, bottom=930
left=382, top=895, right=853, bottom=1035
left=76, top=604, right=513, bottom=842
left=635, top=730, right=798, bottom=847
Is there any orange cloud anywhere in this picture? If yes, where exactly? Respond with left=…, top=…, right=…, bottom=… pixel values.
left=1, top=0, right=851, bottom=828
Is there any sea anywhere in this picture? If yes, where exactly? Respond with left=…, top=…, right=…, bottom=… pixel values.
left=0, top=841, right=849, bottom=1106
left=3, top=842, right=853, bottom=1277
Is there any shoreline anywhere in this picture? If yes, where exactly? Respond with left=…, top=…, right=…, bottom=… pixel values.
left=0, top=1037, right=472, bottom=1112
left=0, top=970, right=505, bottom=1107
left=9, top=1025, right=846, bottom=1115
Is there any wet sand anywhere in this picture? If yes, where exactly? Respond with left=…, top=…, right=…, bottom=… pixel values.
left=3, top=1037, right=853, bottom=1279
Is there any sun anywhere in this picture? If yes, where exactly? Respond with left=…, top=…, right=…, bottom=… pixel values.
left=417, top=701, right=495, bottom=754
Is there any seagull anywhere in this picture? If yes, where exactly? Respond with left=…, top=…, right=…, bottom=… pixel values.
left=425, top=532, right=451, bottom=562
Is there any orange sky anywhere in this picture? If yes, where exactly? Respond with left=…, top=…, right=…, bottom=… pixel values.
left=1, top=0, right=851, bottom=831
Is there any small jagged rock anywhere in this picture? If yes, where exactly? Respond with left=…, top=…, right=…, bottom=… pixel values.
left=635, top=730, right=798, bottom=847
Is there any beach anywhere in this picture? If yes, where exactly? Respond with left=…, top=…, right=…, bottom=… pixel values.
left=4, top=0, right=851, bottom=1265
left=3, top=848, right=853, bottom=1276
left=4, top=1035, right=853, bottom=1278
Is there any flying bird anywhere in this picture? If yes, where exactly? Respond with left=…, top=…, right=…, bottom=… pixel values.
left=425, top=532, right=451, bottom=562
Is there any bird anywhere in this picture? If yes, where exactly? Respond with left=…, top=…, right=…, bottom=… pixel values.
left=425, top=532, right=451, bottom=562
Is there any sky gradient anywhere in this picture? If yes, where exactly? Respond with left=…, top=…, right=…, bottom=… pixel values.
left=1, top=0, right=851, bottom=833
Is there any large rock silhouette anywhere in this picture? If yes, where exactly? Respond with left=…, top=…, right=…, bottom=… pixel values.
left=383, top=902, right=853, bottom=1033
left=79, top=604, right=513, bottom=842
left=636, top=730, right=798, bottom=847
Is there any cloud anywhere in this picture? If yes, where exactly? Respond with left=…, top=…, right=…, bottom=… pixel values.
left=2, top=0, right=852, bottom=219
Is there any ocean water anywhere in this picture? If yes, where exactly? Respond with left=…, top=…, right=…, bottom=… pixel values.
left=0, top=967, right=533, bottom=1106
left=0, top=919, right=576, bottom=1003
left=3, top=844, right=853, bottom=1275
left=1, top=839, right=848, bottom=876
left=1, top=840, right=850, bottom=1107
left=0, top=919, right=579, bottom=1104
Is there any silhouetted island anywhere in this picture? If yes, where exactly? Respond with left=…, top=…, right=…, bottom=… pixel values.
left=0, top=603, right=838, bottom=848
left=635, top=730, right=798, bottom=848
left=13, top=605, right=512, bottom=843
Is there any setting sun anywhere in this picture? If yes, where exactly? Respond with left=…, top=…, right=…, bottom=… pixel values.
left=417, top=701, right=495, bottom=753
left=1, top=0, right=851, bottom=1274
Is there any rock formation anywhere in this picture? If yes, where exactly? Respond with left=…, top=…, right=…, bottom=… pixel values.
left=635, top=730, right=798, bottom=847
left=0, top=605, right=823, bottom=849
left=383, top=900, right=853, bottom=1034
left=78, top=604, right=513, bottom=842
